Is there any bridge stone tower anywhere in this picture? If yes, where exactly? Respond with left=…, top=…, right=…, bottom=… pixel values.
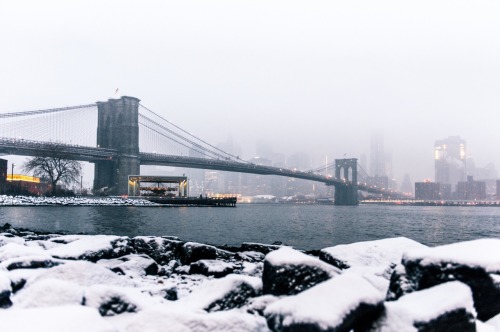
left=334, top=158, right=358, bottom=205
left=94, top=96, right=140, bottom=195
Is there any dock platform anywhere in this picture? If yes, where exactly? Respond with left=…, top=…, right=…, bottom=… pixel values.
left=144, top=196, right=237, bottom=207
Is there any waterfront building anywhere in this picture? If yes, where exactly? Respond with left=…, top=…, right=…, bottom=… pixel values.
left=415, top=181, right=441, bottom=200
left=456, top=176, right=486, bottom=200
left=434, top=136, right=466, bottom=190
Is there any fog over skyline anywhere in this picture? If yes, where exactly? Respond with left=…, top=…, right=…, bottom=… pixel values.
left=1, top=0, right=499, bottom=185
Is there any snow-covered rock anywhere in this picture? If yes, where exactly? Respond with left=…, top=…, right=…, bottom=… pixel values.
left=48, top=235, right=132, bottom=262
left=180, top=242, right=218, bottom=265
left=97, top=254, right=158, bottom=277
left=189, top=259, right=235, bottom=278
left=30, top=260, right=136, bottom=288
left=263, top=247, right=340, bottom=296
left=241, top=242, right=281, bottom=254
left=0, top=305, right=116, bottom=332
left=84, top=284, right=163, bottom=316
left=369, top=281, right=476, bottom=332
left=0, top=242, right=51, bottom=261
left=179, top=274, right=262, bottom=312
left=391, top=238, right=500, bottom=320
left=265, top=274, right=385, bottom=332
left=319, top=237, right=426, bottom=269
left=235, top=251, right=265, bottom=263
left=132, top=236, right=183, bottom=265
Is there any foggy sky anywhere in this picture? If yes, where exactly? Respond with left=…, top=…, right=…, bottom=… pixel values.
left=1, top=0, right=499, bottom=184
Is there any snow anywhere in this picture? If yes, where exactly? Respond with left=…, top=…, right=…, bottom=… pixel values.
left=0, top=305, right=116, bottom=332
left=264, top=274, right=384, bottom=330
left=265, top=246, right=340, bottom=275
left=47, top=235, right=123, bottom=259
left=403, top=238, right=500, bottom=272
left=486, top=313, right=500, bottom=329
left=123, top=307, right=268, bottom=332
left=320, top=237, right=426, bottom=269
left=371, top=281, right=476, bottom=332
left=13, top=278, right=84, bottom=308
left=191, top=259, right=235, bottom=273
left=96, top=254, right=157, bottom=278
left=0, top=242, right=51, bottom=261
left=30, top=260, right=137, bottom=287
left=0, top=270, right=11, bottom=292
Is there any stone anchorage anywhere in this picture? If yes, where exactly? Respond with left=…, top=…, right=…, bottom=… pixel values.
left=0, top=223, right=499, bottom=331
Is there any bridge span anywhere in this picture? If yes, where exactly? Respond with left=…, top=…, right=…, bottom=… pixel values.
left=0, top=96, right=406, bottom=205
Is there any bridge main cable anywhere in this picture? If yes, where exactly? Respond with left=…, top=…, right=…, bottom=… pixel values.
left=0, top=104, right=96, bottom=119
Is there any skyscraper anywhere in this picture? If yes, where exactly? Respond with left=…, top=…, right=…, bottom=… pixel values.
left=370, top=133, right=386, bottom=177
left=434, top=136, right=466, bottom=190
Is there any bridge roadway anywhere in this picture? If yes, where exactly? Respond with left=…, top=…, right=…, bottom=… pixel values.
left=0, top=138, right=404, bottom=198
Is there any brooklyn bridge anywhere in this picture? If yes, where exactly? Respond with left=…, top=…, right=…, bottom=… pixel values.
left=0, top=96, right=406, bottom=205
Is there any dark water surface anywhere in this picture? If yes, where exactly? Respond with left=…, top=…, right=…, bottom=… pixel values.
left=1, top=204, right=499, bottom=250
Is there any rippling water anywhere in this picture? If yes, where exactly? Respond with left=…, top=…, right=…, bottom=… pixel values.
left=1, top=204, right=499, bottom=250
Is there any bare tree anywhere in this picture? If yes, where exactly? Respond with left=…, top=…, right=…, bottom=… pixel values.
left=23, top=143, right=82, bottom=195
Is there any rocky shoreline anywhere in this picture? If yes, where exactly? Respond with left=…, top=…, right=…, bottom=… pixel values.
left=0, top=223, right=499, bottom=331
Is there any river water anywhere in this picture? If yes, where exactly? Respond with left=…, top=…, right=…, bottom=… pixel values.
left=1, top=204, right=499, bottom=250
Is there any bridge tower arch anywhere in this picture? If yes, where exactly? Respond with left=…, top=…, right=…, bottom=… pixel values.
left=334, top=158, right=358, bottom=205
left=94, top=96, right=141, bottom=195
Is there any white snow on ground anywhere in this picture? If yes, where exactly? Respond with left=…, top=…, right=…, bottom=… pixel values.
left=265, top=246, right=341, bottom=275
left=476, top=320, right=497, bottom=332
left=320, top=237, right=427, bottom=269
left=13, top=278, right=84, bottom=308
left=403, top=238, right=500, bottom=272
left=0, top=235, right=25, bottom=246
left=192, top=259, right=235, bottom=273
left=371, top=281, right=476, bottom=332
left=264, top=274, right=384, bottom=330
left=123, top=307, right=268, bottom=332
left=0, top=195, right=158, bottom=206
left=179, top=274, right=262, bottom=311
left=47, top=235, right=123, bottom=259
left=0, top=242, right=51, bottom=261
left=0, top=305, right=116, bottom=332
left=0, top=270, right=11, bottom=291
left=486, top=313, right=500, bottom=330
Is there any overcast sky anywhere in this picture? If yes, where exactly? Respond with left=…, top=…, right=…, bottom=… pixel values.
left=1, top=0, right=499, bottom=184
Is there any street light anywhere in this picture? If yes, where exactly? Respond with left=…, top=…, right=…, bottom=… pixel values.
left=11, top=163, right=15, bottom=182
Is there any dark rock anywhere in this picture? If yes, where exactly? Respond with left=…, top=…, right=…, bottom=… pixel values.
left=263, top=247, right=340, bottom=296
left=131, top=236, right=184, bottom=265
left=390, top=239, right=500, bottom=321
left=189, top=259, right=234, bottom=278
left=265, top=274, right=384, bottom=332
left=241, top=242, right=281, bottom=255
left=180, top=242, right=217, bottom=265
left=162, top=287, right=178, bottom=301
left=369, top=281, right=476, bottom=332
left=0, top=290, right=12, bottom=308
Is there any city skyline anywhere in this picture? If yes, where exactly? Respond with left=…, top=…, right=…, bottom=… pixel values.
left=1, top=1, right=500, bottom=186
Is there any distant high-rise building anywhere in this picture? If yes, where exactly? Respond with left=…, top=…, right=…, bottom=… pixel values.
left=370, top=133, right=386, bottom=177
left=434, top=136, right=466, bottom=190
left=456, top=176, right=486, bottom=200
